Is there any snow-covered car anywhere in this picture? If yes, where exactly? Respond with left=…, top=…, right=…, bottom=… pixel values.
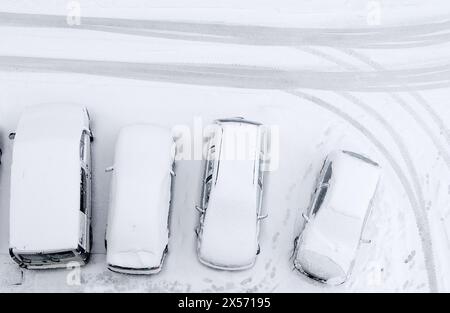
left=196, top=117, right=267, bottom=271
left=106, top=125, right=176, bottom=275
left=9, top=104, right=94, bottom=269
left=293, top=150, right=381, bottom=285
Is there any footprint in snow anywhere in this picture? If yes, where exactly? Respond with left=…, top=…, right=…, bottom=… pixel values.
left=241, top=277, right=252, bottom=285
left=272, top=232, right=280, bottom=245
left=404, top=250, right=416, bottom=264
left=270, top=266, right=276, bottom=279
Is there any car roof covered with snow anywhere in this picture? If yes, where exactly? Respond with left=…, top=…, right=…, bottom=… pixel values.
left=10, top=104, right=90, bottom=253
left=296, top=150, right=381, bottom=284
left=106, top=125, right=175, bottom=271
left=198, top=120, right=263, bottom=269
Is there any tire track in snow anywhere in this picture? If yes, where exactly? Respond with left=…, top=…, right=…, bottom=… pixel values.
left=337, top=91, right=427, bottom=215
left=286, top=90, right=438, bottom=293
left=1, top=12, right=450, bottom=48
left=294, top=48, right=433, bottom=206
left=340, top=48, right=450, bottom=168
left=411, top=92, right=450, bottom=149
left=294, top=47, right=360, bottom=71
left=293, top=48, right=429, bottom=217
left=307, top=46, right=450, bottom=175
left=0, top=56, right=449, bottom=91
left=390, top=93, right=450, bottom=168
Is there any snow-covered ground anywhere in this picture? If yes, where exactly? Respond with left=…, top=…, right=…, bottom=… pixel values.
left=0, top=0, right=449, bottom=292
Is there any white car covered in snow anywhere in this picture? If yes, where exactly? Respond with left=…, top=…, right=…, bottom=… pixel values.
left=293, top=150, right=381, bottom=285
left=9, top=104, right=93, bottom=269
left=106, top=125, right=176, bottom=274
left=196, top=117, right=267, bottom=271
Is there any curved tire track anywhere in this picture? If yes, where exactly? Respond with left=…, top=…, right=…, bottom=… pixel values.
left=412, top=93, right=450, bottom=151
left=340, top=48, right=450, bottom=168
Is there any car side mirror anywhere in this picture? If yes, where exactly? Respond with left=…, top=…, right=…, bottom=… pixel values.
left=195, top=205, right=205, bottom=214
left=257, top=213, right=268, bottom=220
left=9, top=133, right=16, bottom=140
left=82, top=127, right=94, bottom=142
left=302, top=213, right=310, bottom=223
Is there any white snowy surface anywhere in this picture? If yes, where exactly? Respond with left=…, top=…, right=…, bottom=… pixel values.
left=9, top=104, right=89, bottom=252
left=295, top=150, right=381, bottom=284
left=106, top=125, right=175, bottom=270
left=0, top=0, right=449, bottom=292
